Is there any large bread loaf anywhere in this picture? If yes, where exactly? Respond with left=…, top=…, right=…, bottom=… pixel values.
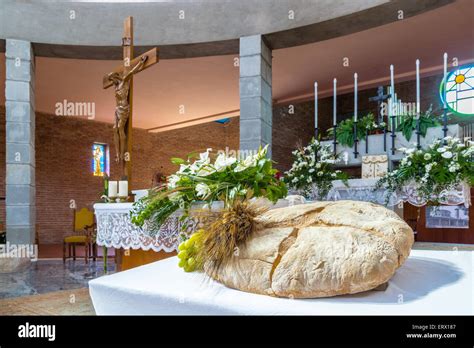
left=206, top=200, right=414, bottom=298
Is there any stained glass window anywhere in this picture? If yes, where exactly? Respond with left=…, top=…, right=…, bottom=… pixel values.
left=441, top=65, right=474, bottom=116
left=92, top=143, right=108, bottom=176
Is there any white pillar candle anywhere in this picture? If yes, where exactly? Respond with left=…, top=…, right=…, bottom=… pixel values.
left=416, top=59, right=420, bottom=116
left=354, top=73, right=358, bottom=121
left=314, top=82, right=318, bottom=129
left=108, top=181, right=118, bottom=198
left=443, top=52, right=448, bottom=108
left=333, top=78, right=337, bottom=125
left=118, top=180, right=128, bottom=197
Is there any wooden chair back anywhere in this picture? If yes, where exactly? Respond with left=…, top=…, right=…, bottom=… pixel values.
left=73, top=208, right=94, bottom=232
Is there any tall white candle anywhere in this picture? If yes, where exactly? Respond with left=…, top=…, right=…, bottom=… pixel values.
left=314, top=82, right=318, bottom=129
left=108, top=181, right=118, bottom=198
left=416, top=59, right=420, bottom=116
left=390, top=65, right=394, bottom=119
left=443, top=52, right=448, bottom=108
left=333, top=78, right=337, bottom=125
left=118, top=180, right=128, bottom=197
left=354, top=73, right=358, bottom=121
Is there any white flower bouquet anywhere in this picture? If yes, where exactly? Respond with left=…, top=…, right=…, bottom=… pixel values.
left=284, top=138, right=348, bottom=200
left=131, top=145, right=287, bottom=229
left=376, top=136, right=474, bottom=204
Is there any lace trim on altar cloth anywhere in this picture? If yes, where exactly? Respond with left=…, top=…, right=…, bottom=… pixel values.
left=95, top=211, right=218, bottom=252
left=309, top=182, right=471, bottom=208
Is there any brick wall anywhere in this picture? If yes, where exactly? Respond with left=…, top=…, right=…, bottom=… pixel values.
left=0, top=106, right=238, bottom=244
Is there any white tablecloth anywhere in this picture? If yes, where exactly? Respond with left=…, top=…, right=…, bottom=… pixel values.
left=89, top=249, right=473, bottom=315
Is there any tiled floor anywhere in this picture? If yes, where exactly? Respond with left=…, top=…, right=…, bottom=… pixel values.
left=39, top=243, right=115, bottom=259
left=0, top=259, right=115, bottom=299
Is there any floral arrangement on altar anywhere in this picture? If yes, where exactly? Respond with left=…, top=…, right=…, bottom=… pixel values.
left=376, top=136, right=474, bottom=204
left=130, top=145, right=287, bottom=232
left=283, top=138, right=348, bottom=199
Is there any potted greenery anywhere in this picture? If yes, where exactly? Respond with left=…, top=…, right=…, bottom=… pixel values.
left=326, top=113, right=384, bottom=147
left=396, top=106, right=441, bottom=141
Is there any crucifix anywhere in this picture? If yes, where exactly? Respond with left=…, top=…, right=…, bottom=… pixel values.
left=103, top=16, right=159, bottom=185
left=369, top=86, right=391, bottom=153
left=369, top=86, right=391, bottom=125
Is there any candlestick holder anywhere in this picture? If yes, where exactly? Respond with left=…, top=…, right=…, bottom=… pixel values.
left=365, top=129, right=369, bottom=154
left=101, top=195, right=114, bottom=203
left=314, top=127, right=319, bottom=162
left=415, top=116, right=421, bottom=150
left=390, top=114, right=397, bottom=155
left=332, top=124, right=338, bottom=157
left=115, top=196, right=129, bottom=203
left=353, top=120, right=359, bottom=158
left=442, top=107, right=448, bottom=143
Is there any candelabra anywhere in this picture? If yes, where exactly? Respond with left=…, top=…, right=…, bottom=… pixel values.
left=353, top=120, right=359, bottom=158
left=314, top=127, right=319, bottom=162
left=442, top=106, right=448, bottom=143
left=416, top=116, right=421, bottom=150
left=390, top=114, right=397, bottom=155
left=365, top=129, right=369, bottom=154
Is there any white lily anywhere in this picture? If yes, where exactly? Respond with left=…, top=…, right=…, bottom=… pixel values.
left=214, top=153, right=237, bottom=172
left=441, top=151, right=453, bottom=159
left=167, top=175, right=180, bottom=189
left=195, top=183, right=211, bottom=199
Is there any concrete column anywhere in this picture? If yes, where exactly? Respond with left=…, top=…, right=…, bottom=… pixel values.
left=5, top=39, right=36, bottom=245
left=239, top=35, right=272, bottom=157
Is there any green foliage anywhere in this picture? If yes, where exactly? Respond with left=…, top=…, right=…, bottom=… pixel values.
left=284, top=138, right=349, bottom=200
left=396, top=107, right=440, bottom=141
left=130, top=146, right=287, bottom=230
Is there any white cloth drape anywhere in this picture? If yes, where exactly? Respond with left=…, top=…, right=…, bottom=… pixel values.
left=89, top=249, right=473, bottom=315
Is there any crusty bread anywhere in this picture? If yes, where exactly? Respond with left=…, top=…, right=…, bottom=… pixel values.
left=205, top=200, right=414, bottom=298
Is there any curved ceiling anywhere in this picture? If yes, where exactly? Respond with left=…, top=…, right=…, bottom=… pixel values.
left=0, top=0, right=472, bottom=131
left=0, top=0, right=453, bottom=59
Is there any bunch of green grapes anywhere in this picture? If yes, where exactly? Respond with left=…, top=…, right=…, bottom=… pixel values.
left=177, top=230, right=203, bottom=272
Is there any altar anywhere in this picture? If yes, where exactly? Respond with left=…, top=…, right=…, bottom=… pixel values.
left=89, top=249, right=473, bottom=315
left=94, top=200, right=223, bottom=270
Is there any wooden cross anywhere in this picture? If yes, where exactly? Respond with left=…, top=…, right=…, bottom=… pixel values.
left=369, top=86, right=390, bottom=124
left=103, top=16, right=159, bottom=186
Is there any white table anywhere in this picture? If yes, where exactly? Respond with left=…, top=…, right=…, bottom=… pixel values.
left=89, top=249, right=473, bottom=315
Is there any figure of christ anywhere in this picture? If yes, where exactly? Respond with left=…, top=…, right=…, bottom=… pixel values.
left=106, top=55, right=148, bottom=164
left=93, top=146, right=103, bottom=176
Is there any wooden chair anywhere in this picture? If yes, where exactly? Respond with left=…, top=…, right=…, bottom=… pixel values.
left=63, top=208, right=95, bottom=263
